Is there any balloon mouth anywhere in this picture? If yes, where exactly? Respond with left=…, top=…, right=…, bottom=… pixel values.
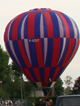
left=42, top=88, right=51, bottom=96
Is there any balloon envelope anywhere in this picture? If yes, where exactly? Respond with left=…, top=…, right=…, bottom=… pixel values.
left=4, top=8, right=79, bottom=86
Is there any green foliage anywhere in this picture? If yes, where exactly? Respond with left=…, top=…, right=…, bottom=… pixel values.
left=11, top=62, right=22, bottom=77
left=24, top=82, right=34, bottom=97
left=0, top=46, right=10, bottom=81
left=11, top=62, right=34, bottom=99
left=64, top=75, right=73, bottom=87
left=64, top=75, right=73, bottom=95
left=0, top=88, right=5, bottom=99
left=64, top=87, right=72, bottom=95
left=54, top=78, right=64, bottom=96
left=72, top=77, right=80, bottom=94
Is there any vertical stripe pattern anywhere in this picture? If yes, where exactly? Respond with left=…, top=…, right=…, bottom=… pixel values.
left=4, top=8, right=79, bottom=86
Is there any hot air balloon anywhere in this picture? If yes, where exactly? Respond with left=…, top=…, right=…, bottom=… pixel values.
left=4, top=8, right=79, bottom=96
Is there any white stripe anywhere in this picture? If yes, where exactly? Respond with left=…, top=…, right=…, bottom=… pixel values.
left=40, top=14, right=44, bottom=38
left=58, top=38, right=66, bottom=65
left=24, top=39, right=32, bottom=65
left=50, top=82, right=56, bottom=87
left=8, top=19, right=15, bottom=41
left=21, top=15, right=28, bottom=39
left=44, top=38, right=48, bottom=65
left=56, top=13, right=64, bottom=38
left=9, top=41, right=22, bottom=67
left=69, top=18, right=78, bottom=38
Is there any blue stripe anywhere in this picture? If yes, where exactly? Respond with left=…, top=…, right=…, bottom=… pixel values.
left=29, top=68, right=38, bottom=82
left=13, top=40, right=27, bottom=68
left=29, top=42, right=38, bottom=67
left=35, top=13, right=41, bottom=38
left=73, top=39, right=77, bottom=52
left=45, top=38, right=53, bottom=67
left=43, top=15, right=48, bottom=37
left=17, top=14, right=28, bottom=39
left=41, top=38, right=44, bottom=62
left=31, top=9, right=37, bottom=13
left=58, top=38, right=69, bottom=66
left=61, top=13, right=74, bottom=38
left=39, top=68, right=44, bottom=82
left=50, top=12, right=60, bottom=38
left=49, top=67, right=56, bottom=80
left=9, top=19, right=15, bottom=40
left=42, top=88, right=51, bottom=96
left=42, top=8, right=47, bottom=12
left=6, top=42, right=20, bottom=68
left=66, top=39, right=76, bottom=66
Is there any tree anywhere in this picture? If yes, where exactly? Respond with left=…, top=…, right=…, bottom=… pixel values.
left=64, top=76, right=73, bottom=87
left=72, top=77, right=80, bottom=94
left=0, top=46, right=34, bottom=99
left=0, top=46, right=10, bottom=81
left=11, top=62, right=34, bottom=98
left=0, top=88, right=5, bottom=98
left=64, top=87, right=72, bottom=95
left=54, top=77, right=64, bottom=96
left=0, top=46, right=13, bottom=99
left=64, top=75, right=73, bottom=95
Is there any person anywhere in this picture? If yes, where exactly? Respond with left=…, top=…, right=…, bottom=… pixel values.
left=32, top=101, right=36, bottom=106
left=46, top=101, right=50, bottom=106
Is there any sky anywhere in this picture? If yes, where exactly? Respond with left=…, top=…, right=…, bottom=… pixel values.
left=0, top=0, right=80, bottom=86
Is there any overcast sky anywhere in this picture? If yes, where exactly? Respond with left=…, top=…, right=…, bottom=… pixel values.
left=0, top=0, right=80, bottom=86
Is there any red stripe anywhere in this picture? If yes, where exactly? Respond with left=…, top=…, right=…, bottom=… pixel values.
left=51, top=67, right=61, bottom=81
left=12, top=14, right=24, bottom=40
left=70, top=40, right=79, bottom=60
left=28, top=13, right=35, bottom=39
left=4, top=20, right=12, bottom=42
left=66, top=39, right=79, bottom=67
left=56, top=68, right=64, bottom=82
left=43, top=12, right=53, bottom=38
left=42, top=82, right=47, bottom=87
left=33, top=68, right=41, bottom=82
left=35, top=39, right=44, bottom=67
left=44, top=67, right=51, bottom=82
left=51, top=38, right=60, bottom=67
left=57, top=12, right=70, bottom=38
left=47, top=9, right=53, bottom=12
left=62, top=38, right=75, bottom=67
left=18, top=40, right=32, bottom=68
left=24, top=68, right=35, bottom=82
